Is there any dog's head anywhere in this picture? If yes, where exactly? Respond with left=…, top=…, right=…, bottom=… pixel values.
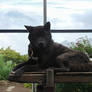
left=25, top=22, right=53, bottom=50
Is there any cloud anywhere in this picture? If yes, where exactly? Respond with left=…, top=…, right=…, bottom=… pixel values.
left=0, top=0, right=43, bottom=29
left=1, top=0, right=92, bottom=29
left=0, top=10, right=42, bottom=29
left=0, top=0, right=92, bottom=54
left=71, top=9, right=92, bottom=29
left=47, top=0, right=92, bottom=29
left=0, top=0, right=43, bottom=54
left=52, top=33, right=92, bottom=45
left=0, top=33, right=29, bottom=54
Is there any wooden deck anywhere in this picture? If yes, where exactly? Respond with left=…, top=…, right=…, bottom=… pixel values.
left=8, top=69, right=92, bottom=92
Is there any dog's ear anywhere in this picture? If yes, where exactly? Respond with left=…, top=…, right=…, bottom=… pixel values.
left=44, top=22, right=50, bottom=30
left=24, top=25, right=33, bottom=32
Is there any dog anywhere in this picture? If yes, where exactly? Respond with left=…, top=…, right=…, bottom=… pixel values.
left=26, top=22, right=92, bottom=72
left=8, top=22, right=92, bottom=79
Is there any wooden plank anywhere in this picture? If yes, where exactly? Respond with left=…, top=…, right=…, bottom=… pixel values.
left=56, top=72, right=92, bottom=76
left=9, top=72, right=92, bottom=83
left=56, top=72, right=92, bottom=83
left=19, top=73, right=45, bottom=83
left=56, top=75, right=92, bottom=83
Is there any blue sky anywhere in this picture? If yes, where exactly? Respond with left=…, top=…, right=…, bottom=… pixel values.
left=0, top=0, right=92, bottom=54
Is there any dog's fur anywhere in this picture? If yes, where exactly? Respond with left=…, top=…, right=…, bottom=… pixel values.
left=26, top=22, right=92, bottom=72
left=8, top=22, right=92, bottom=78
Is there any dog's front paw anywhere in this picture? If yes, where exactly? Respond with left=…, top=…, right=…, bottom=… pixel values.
left=8, top=71, right=19, bottom=82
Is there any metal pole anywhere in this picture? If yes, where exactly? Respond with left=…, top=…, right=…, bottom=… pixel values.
left=32, top=83, right=36, bottom=92
left=43, top=0, right=47, bottom=25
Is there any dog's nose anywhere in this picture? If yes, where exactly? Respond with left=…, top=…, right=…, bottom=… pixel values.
left=38, top=42, right=44, bottom=48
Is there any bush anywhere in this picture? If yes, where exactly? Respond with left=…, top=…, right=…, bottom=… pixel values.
left=24, top=83, right=32, bottom=88
left=0, top=47, right=28, bottom=80
left=70, top=36, right=92, bottom=57
left=56, top=83, right=92, bottom=92
left=0, top=47, right=28, bottom=64
left=0, top=54, right=14, bottom=80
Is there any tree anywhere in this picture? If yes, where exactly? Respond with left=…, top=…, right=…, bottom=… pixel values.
left=0, top=47, right=28, bottom=64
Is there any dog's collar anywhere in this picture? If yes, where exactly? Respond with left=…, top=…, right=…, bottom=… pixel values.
left=31, top=50, right=33, bottom=57
left=30, top=50, right=38, bottom=61
left=32, top=56, right=38, bottom=61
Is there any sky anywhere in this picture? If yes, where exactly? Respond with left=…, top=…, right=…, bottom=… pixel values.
left=0, top=0, right=92, bottom=54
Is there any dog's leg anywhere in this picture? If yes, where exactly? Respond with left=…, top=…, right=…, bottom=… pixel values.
left=12, top=61, right=30, bottom=71
left=56, top=54, right=70, bottom=72
left=13, top=65, right=26, bottom=76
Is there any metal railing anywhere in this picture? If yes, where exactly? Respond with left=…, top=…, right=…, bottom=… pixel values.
left=0, top=29, right=92, bottom=33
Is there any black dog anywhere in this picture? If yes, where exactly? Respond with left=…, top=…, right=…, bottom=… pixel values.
left=26, top=22, right=92, bottom=71
left=9, top=22, right=92, bottom=78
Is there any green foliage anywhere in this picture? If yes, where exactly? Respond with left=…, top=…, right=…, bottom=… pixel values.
left=24, top=83, right=38, bottom=89
left=0, top=47, right=28, bottom=64
left=56, top=83, right=92, bottom=92
left=0, top=54, right=14, bottom=80
left=24, top=83, right=32, bottom=88
left=70, top=36, right=92, bottom=57
left=0, top=47, right=28, bottom=80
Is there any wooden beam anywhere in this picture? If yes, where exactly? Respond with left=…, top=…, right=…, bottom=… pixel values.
left=9, top=72, right=92, bottom=83
left=56, top=72, right=92, bottom=83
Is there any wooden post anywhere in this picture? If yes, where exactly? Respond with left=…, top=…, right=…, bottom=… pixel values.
left=37, top=69, right=55, bottom=92
left=45, top=69, right=55, bottom=92
left=46, top=69, right=55, bottom=87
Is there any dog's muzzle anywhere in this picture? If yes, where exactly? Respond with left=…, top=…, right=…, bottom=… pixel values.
left=38, top=41, right=46, bottom=49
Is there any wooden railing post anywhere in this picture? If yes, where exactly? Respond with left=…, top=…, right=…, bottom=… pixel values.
left=37, top=69, right=55, bottom=92
left=46, top=69, right=54, bottom=87
left=45, top=68, right=55, bottom=92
